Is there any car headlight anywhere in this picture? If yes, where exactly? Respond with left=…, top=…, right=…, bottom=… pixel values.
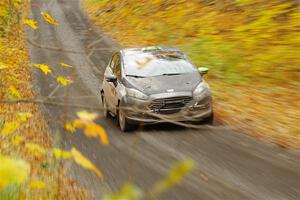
left=126, top=88, right=148, bottom=100
left=193, top=80, right=210, bottom=99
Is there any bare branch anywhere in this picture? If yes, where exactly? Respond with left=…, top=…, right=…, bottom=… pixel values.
left=0, top=98, right=100, bottom=110
left=27, top=38, right=117, bottom=55
left=27, top=39, right=85, bottom=54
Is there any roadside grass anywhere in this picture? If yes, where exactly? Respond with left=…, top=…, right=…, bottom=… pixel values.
left=83, top=0, right=300, bottom=148
left=0, top=1, right=90, bottom=199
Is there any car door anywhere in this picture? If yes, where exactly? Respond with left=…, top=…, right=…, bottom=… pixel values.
left=103, top=53, right=117, bottom=112
left=111, top=53, right=122, bottom=113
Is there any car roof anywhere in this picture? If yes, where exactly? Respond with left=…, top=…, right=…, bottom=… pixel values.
left=120, top=46, right=182, bottom=56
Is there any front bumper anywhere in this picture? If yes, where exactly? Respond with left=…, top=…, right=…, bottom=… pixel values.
left=121, top=93, right=213, bottom=124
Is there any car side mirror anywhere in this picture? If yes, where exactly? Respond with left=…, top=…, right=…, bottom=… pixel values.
left=197, top=67, right=209, bottom=76
left=105, top=74, right=117, bottom=83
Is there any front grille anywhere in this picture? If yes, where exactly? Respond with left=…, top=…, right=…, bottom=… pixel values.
left=149, top=96, right=192, bottom=114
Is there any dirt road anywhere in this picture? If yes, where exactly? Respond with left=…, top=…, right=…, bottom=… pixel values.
left=28, top=0, right=300, bottom=199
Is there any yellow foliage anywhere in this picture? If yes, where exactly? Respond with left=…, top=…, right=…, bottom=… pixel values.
left=71, top=148, right=103, bottom=177
left=0, top=155, right=30, bottom=190
left=0, top=6, right=8, bottom=17
left=33, top=64, right=52, bottom=75
left=25, top=143, right=46, bottom=157
left=17, top=112, right=33, bottom=122
left=11, top=135, right=25, bottom=146
left=151, top=160, right=195, bottom=197
left=0, top=62, right=10, bottom=70
left=7, top=85, right=21, bottom=99
left=60, top=62, right=73, bottom=68
left=1, top=112, right=32, bottom=135
left=57, top=76, right=71, bottom=86
left=65, top=122, right=76, bottom=133
left=73, top=111, right=109, bottom=144
left=76, top=111, right=98, bottom=121
left=52, top=148, right=72, bottom=159
left=30, top=180, right=47, bottom=189
left=103, top=184, right=143, bottom=200
left=1, top=121, right=20, bottom=135
left=23, top=19, right=38, bottom=30
left=73, top=120, right=109, bottom=145
left=84, top=122, right=109, bottom=145
left=85, top=0, right=300, bottom=81
left=40, top=12, right=58, bottom=26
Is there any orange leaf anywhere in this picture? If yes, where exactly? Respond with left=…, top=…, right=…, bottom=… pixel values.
left=84, top=122, right=109, bottom=145
left=73, top=119, right=86, bottom=129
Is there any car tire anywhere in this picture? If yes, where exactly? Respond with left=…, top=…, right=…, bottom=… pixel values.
left=101, top=93, right=109, bottom=118
left=118, top=108, right=137, bottom=132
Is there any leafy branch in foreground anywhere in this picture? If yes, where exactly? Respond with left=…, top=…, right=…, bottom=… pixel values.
left=103, top=160, right=196, bottom=200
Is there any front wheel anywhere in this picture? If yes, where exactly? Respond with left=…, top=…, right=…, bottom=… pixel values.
left=118, top=108, right=137, bottom=132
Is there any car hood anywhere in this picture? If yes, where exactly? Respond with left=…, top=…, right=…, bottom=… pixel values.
left=124, top=72, right=201, bottom=95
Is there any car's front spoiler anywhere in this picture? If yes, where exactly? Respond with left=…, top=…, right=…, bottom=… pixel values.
left=125, top=106, right=212, bottom=124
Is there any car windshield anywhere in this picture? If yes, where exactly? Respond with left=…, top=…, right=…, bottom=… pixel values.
left=123, top=50, right=197, bottom=77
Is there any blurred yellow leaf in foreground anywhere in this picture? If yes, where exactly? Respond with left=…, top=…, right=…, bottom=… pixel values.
left=103, top=184, right=143, bottom=200
left=57, top=76, right=71, bottom=86
left=33, top=64, right=52, bottom=75
left=151, top=160, right=195, bottom=197
left=71, top=148, right=103, bottom=177
left=65, top=122, right=76, bottom=133
left=0, top=155, right=30, bottom=190
left=30, top=180, right=47, bottom=189
left=23, top=19, right=38, bottom=29
left=25, top=143, right=46, bottom=157
left=41, top=12, right=58, bottom=25
left=84, top=122, right=109, bottom=145
left=74, top=111, right=109, bottom=144
left=77, top=111, right=98, bottom=121
left=53, top=148, right=72, bottom=159
left=61, top=62, right=73, bottom=68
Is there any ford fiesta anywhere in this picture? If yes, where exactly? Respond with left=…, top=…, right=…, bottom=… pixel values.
left=101, top=46, right=214, bottom=132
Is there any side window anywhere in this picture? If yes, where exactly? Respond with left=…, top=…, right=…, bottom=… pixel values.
left=109, top=54, right=117, bottom=70
left=113, top=55, right=122, bottom=80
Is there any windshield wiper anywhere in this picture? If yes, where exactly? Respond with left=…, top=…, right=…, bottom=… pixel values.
left=126, top=74, right=146, bottom=78
left=160, top=73, right=183, bottom=76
